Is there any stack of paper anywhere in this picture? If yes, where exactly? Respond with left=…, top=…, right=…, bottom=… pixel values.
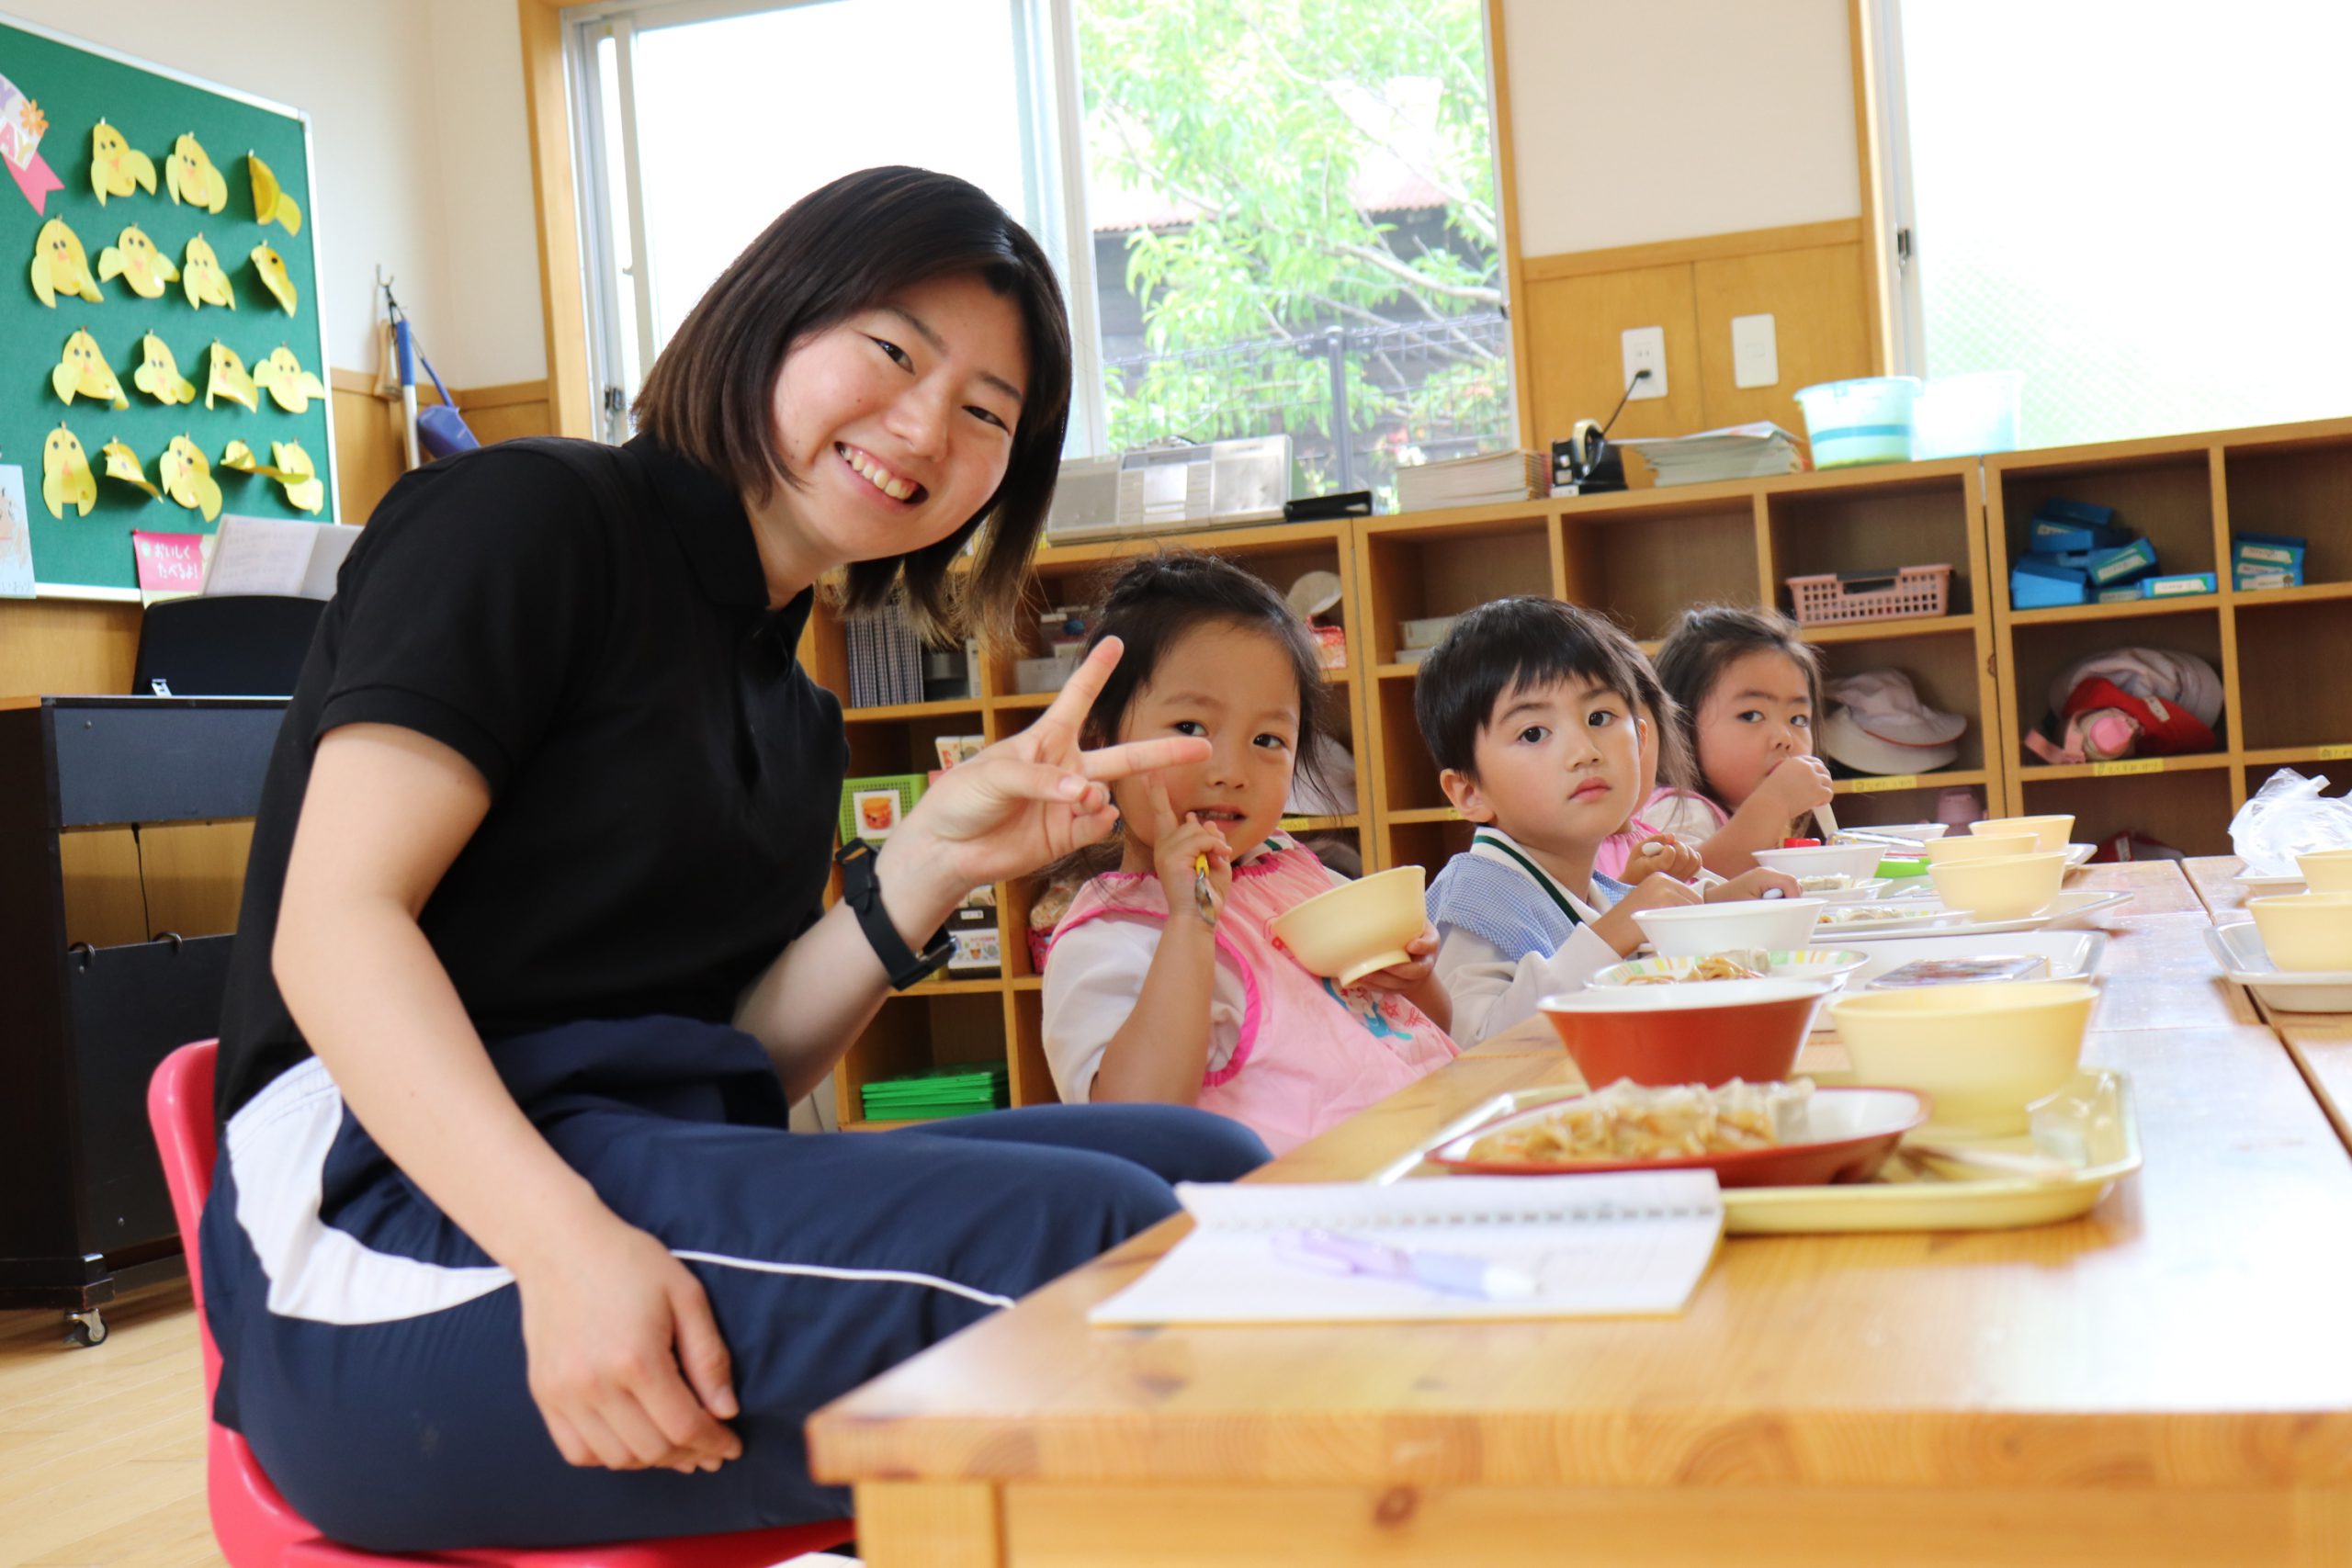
left=1090, top=1171, right=1724, bottom=1325
left=1612, top=423, right=1806, bottom=487
left=1395, top=449, right=1549, bottom=511
left=859, top=1062, right=1011, bottom=1122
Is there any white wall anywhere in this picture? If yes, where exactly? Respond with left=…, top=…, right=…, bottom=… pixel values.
left=1501, top=0, right=1861, bottom=256
left=6, top=1, right=546, bottom=386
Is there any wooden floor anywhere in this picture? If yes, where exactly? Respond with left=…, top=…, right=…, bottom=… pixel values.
left=0, top=1285, right=219, bottom=1568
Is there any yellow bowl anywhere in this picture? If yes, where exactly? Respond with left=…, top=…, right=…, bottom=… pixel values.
left=1927, top=852, right=2068, bottom=920
left=1829, top=981, right=2096, bottom=1134
left=1269, top=865, right=1428, bottom=987
left=1922, top=831, right=2040, bottom=866
left=1969, top=814, right=2075, bottom=853
left=2295, top=851, right=2352, bottom=895
left=2248, top=893, right=2352, bottom=972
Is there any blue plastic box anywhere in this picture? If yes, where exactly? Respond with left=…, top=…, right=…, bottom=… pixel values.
left=2233, top=531, right=2306, bottom=588
left=2086, top=538, right=2159, bottom=586
left=2140, top=571, right=2218, bottom=600
left=2096, top=585, right=2144, bottom=604
left=2012, top=558, right=2089, bottom=609
left=2030, top=516, right=2132, bottom=555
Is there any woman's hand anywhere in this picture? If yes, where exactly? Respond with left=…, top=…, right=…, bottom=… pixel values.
left=514, top=1208, right=742, bottom=1475
left=876, top=637, right=1209, bottom=922
left=1144, top=773, right=1232, bottom=923
left=1623, top=832, right=1702, bottom=884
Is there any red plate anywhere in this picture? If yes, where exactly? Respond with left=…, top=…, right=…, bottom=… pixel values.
left=1428, top=1087, right=1932, bottom=1188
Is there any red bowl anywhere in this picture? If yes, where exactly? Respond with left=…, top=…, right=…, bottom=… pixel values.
left=1536, top=978, right=1831, bottom=1087
left=1429, top=1086, right=1930, bottom=1188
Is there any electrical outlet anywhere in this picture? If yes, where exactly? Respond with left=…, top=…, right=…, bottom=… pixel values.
left=1731, top=313, right=1779, bottom=389
left=1621, top=326, right=1667, bottom=400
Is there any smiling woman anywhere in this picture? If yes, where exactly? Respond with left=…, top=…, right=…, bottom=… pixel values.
left=197, top=167, right=1266, bottom=1551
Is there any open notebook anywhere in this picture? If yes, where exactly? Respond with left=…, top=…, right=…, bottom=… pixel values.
left=1090, top=1172, right=1724, bottom=1326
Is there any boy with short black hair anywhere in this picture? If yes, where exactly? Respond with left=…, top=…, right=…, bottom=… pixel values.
left=1414, top=597, right=1794, bottom=1043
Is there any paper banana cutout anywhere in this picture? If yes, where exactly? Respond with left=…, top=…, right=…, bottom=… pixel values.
left=132, top=333, right=198, bottom=405
left=30, top=217, right=103, bottom=307
left=253, top=344, right=327, bottom=413
left=250, top=243, right=297, bottom=314
left=221, top=438, right=324, bottom=514
left=99, top=440, right=163, bottom=501
left=41, top=425, right=96, bottom=519
left=91, top=120, right=156, bottom=204
left=96, top=223, right=178, bottom=299
left=206, top=341, right=258, bottom=412
left=247, top=152, right=301, bottom=235
left=159, top=434, right=222, bottom=522
left=164, top=131, right=228, bottom=212
left=51, top=329, right=130, bottom=408
left=182, top=234, right=233, bottom=310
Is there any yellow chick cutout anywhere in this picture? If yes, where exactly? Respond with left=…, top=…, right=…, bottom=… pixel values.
left=253, top=345, right=327, bottom=413
left=181, top=234, right=234, bottom=310
left=248, top=152, right=302, bottom=236
left=96, top=223, right=179, bottom=299
left=250, top=243, right=298, bottom=315
left=220, top=438, right=324, bottom=514
left=100, top=441, right=164, bottom=501
left=41, top=425, right=96, bottom=519
left=52, top=330, right=130, bottom=409
left=134, top=333, right=198, bottom=405
left=164, top=131, right=229, bottom=212
left=30, top=217, right=104, bottom=307
left=159, top=434, right=222, bottom=522
left=91, top=120, right=157, bottom=203
left=206, top=342, right=258, bottom=412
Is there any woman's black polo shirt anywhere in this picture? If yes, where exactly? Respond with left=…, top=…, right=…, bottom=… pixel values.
left=216, top=435, right=846, bottom=1120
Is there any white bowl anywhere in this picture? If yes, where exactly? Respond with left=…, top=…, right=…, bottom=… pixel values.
left=1632, top=897, right=1826, bottom=957
left=1751, top=842, right=1887, bottom=884
left=1854, top=821, right=1950, bottom=842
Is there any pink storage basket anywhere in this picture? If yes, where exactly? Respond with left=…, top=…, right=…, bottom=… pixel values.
left=1785, top=564, right=1952, bottom=626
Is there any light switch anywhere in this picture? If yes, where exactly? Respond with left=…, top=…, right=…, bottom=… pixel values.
left=1731, top=313, right=1779, bottom=389
left=1621, top=326, right=1667, bottom=400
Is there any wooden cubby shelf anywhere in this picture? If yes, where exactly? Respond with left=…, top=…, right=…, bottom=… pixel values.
left=793, top=413, right=2352, bottom=1115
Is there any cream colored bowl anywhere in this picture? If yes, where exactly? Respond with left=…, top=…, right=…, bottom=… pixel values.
left=1970, top=815, right=2075, bottom=853
left=1928, top=852, right=2069, bottom=920
left=2248, top=893, right=2352, bottom=972
left=1829, top=981, right=2096, bottom=1134
left=1269, top=865, right=1427, bottom=987
left=1923, top=831, right=2040, bottom=866
left=2295, top=851, right=2352, bottom=895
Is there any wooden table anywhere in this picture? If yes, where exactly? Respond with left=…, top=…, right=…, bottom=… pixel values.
left=2182, top=854, right=2258, bottom=919
left=810, top=863, right=2352, bottom=1566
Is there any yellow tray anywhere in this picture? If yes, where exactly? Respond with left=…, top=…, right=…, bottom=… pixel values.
left=1376, top=1069, right=2140, bottom=1235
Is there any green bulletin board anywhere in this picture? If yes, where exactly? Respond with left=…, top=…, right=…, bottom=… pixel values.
left=1, top=10, right=336, bottom=600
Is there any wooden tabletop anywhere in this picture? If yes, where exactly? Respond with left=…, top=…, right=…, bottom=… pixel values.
left=811, top=859, right=2352, bottom=1566
left=2182, top=854, right=2258, bottom=919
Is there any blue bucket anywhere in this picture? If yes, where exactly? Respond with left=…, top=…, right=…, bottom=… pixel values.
left=1794, top=377, right=1922, bottom=468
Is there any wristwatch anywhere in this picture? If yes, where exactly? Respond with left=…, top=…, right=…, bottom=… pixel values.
left=837, top=839, right=956, bottom=989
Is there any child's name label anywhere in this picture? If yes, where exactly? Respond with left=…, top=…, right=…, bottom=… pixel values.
left=2092, top=758, right=2165, bottom=777
left=2318, top=744, right=2352, bottom=761
left=1843, top=774, right=1918, bottom=794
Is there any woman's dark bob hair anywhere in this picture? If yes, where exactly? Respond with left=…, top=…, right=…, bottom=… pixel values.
left=634, top=165, right=1072, bottom=646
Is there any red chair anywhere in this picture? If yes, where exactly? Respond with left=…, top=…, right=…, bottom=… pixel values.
left=147, top=1041, right=854, bottom=1568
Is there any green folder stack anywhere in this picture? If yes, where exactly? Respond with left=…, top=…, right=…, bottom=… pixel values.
left=859, top=1063, right=1012, bottom=1122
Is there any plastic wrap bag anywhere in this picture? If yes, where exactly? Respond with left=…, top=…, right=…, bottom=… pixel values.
left=2228, top=769, right=2352, bottom=875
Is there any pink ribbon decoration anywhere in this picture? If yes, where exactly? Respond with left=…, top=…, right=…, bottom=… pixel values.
left=6, top=151, right=62, bottom=214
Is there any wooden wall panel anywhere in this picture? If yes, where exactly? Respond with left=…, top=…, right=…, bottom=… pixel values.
left=1517, top=222, right=1874, bottom=464
left=1520, top=264, right=1704, bottom=456
left=1694, top=242, right=1871, bottom=434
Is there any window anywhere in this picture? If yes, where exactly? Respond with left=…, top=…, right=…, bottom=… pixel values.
left=1869, top=0, right=2352, bottom=449
left=567, top=0, right=1513, bottom=491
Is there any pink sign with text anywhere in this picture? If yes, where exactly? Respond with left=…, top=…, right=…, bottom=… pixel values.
left=132, top=531, right=207, bottom=594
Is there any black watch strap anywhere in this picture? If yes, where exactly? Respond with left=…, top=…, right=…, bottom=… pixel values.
left=837, top=839, right=956, bottom=989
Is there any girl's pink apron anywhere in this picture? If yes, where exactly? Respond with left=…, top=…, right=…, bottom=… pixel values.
left=1054, top=842, right=1457, bottom=1156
